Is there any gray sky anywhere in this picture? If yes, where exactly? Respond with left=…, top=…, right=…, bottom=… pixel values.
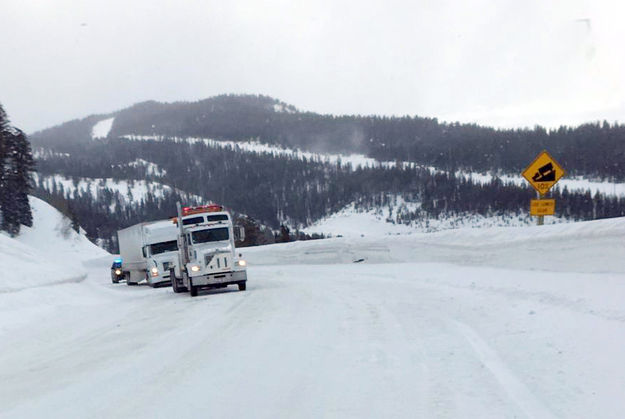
left=1, top=0, right=624, bottom=133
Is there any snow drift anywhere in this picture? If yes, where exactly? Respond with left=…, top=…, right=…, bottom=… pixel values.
left=0, top=197, right=108, bottom=292
left=248, top=215, right=625, bottom=273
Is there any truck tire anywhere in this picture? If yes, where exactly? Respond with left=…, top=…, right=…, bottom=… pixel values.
left=190, top=285, right=198, bottom=297
left=238, top=282, right=246, bottom=291
left=171, top=268, right=188, bottom=293
left=171, top=268, right=182, bottom=293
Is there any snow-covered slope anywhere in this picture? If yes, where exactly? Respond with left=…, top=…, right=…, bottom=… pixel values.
left=91, top=117, right=115, bottom=139
left=122, top=135, right=625, bottom=197
left=0, top=197, right=107, bottom=292
left=34, top=174, right=202, bottom=210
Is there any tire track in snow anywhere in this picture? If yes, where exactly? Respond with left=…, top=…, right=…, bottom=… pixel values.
left=452, top=320, right=556, bottom=419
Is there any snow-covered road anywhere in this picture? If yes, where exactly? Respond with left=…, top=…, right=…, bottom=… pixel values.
left=2, top=252, right=625, bottom=418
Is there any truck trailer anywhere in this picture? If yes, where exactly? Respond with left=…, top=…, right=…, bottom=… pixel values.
left=170, top=203, right=247, bottom=297
left=117, top=220, right=179, bottom=287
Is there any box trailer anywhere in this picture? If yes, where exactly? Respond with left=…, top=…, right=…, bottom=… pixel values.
left=117, top=220, right=179, bottom=286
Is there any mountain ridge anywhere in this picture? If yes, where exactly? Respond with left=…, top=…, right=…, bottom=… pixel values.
left=31, top=93, right=625, bottom=181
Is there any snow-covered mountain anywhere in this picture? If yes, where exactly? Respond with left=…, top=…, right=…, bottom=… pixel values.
left=27, top=94, right=625, bottom=250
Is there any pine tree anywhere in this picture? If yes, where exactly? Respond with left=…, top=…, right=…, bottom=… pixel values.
left=12, top=129, right=35, bottom=227
left=0, top=104, right=35, bottom=236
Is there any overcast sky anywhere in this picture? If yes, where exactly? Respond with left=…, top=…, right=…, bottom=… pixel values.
left=1, top=0, right=624, bottom=133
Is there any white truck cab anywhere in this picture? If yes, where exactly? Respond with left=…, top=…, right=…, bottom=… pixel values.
left=170, top=203, right=247, bottom=297
left=142, top=221, right=179, bottom=287
left=117, top=220, right=179, bottom=287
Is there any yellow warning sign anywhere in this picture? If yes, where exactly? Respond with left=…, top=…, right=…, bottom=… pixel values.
left=530, top=199, right=555, bottom=216
left=522, top=151, right=565, bottom=195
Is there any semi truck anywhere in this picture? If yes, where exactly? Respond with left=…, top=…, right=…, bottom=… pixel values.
left=117, top=220, right=179, bottom=287
left=170, top=203, right=247, bottom=297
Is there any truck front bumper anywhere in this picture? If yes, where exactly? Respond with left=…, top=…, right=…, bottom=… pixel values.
left=190, top=269, right=247, bottom=287
left=148, top=272, right=171, bottom=286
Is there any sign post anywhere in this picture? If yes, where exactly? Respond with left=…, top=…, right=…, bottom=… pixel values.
left=522, top=151, right=565, bottom=225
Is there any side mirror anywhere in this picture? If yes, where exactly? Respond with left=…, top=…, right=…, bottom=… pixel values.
left=235, top=226, right=245, bottom=242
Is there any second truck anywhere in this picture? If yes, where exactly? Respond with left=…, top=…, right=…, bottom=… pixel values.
left=117, top=220, right=179, bottom=287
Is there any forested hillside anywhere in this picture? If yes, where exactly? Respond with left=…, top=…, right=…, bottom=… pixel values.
left=28, top=94, right=625, bottom=251
left=32, top=94, right=625, bottom=180
left=32, top=135, right=625, bottom=251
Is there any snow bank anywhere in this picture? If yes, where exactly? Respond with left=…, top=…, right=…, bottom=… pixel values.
left=302, top=200, right=571, bottom=238
left=245, top=216, right=625, bottom=274
left=91, top=117, right=114, bottom=139
left=0, top=197, right=108, bottom=292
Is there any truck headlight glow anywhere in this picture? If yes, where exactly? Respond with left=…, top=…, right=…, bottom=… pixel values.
left=150, top=267, right=159, bottom=277
left=236, top=260, right=247, bottom=267
left=190, top=265, right=201, bottom=272
left=114, top=269, right=122, bottom=275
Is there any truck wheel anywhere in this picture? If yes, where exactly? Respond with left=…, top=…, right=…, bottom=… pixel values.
left=238, top=282, right=246, bottom=291
left=171, top=269, right=188, bottom=293
left=179, top=272, right=189, bottom=293
left=171, top=269, right=182, bottom=293
left=146, top=273, right=153, bottom=287
left=190, top=285, right=198, bottom=297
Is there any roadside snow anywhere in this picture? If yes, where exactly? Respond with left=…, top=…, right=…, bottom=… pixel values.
left=91, top=117, right=115, bottom=139
left=0, top=197, right=106, bottom=293
left=255, top=215, right=625, bottom=273
left=303, top=199, right=570, bottom=238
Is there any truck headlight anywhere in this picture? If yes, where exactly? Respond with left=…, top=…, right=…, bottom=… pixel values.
left=150, top=267, right=159, bottom=277
left=236, top=260, right=247, bottom=267
left=114, top=269, right=122, bottom=275
left=190, top=265, right=201, bottom=272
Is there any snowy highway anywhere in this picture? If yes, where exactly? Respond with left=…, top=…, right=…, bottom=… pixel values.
left=2, top=241, right=625, bottom=418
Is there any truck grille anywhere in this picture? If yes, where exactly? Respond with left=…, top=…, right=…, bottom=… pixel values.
left=163, top=262, right=171, bottom=271
left=205, top=255, right=214, bottom=266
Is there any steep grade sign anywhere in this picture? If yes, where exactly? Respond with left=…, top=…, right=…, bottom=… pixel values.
left=522, top=151, right=565, bottom=195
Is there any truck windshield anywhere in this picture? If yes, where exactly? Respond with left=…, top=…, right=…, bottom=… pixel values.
left=183, top=216, right=204, bottom=225
left=192, top=227, right=229, bottom=243
left=206, top=214, right=228, bottom=222
left=150, top=240, right=178, bottom=255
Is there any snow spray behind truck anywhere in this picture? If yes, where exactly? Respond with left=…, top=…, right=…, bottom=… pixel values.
left=169, top=203, right=247, bottom=297
left=117, top=220, right=179, bottom=286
